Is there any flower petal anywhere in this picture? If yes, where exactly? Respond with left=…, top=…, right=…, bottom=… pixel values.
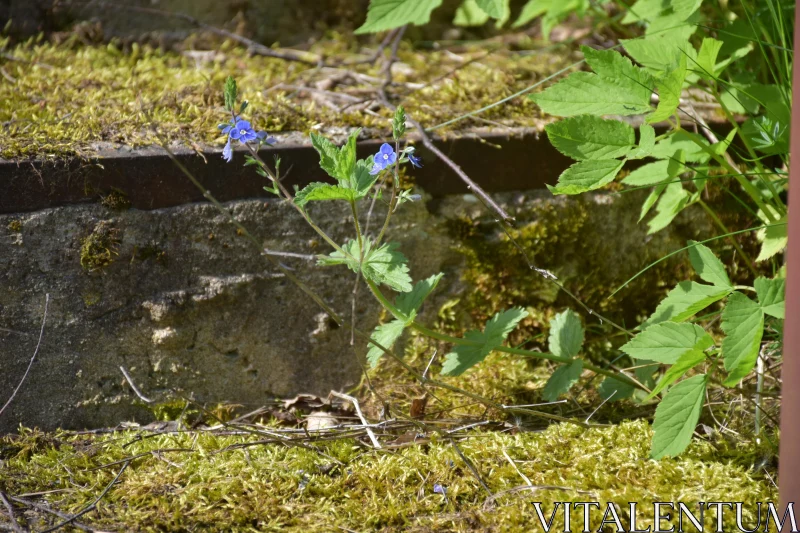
left=379, top=143, right=394, bottom=155
left=222, top=139, right=233, bottom=163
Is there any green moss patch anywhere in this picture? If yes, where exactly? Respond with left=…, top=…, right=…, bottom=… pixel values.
left=0, top=35, right=564, bottom=160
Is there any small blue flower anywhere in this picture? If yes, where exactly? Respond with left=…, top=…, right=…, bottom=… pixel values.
left=408, top=153, right=423, bottom=168
left=230, top=119, right=257, bottom=143
left=222, top=138, right=233, bottom=163
left=433, top=483, right=447, bottom=495
left=369, top=143, right=397, bottom=175
left=257, top=131, right=277, bottom=145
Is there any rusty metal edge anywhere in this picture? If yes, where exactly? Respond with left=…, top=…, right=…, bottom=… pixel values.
left=779, top=0, right=800, bottom=521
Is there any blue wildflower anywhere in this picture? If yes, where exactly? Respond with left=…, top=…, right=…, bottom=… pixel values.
left=408, top=152, right=423, bottom=168
left=369, top=143, right=397, bottom=175
left=222, top=138, right=233, bottom=163
left=257, top=131, right=277, bottom=145
left=433, top=483, right=447, bottom=495
left=230, top=119, right=258, bottom=143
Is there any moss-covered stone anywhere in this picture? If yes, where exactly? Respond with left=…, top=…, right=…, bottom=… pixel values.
left=0, top=419, right=776, bottom=532
left=79, top=220, right=121, bottom=271
left=0, top=35, right=564, bottom=160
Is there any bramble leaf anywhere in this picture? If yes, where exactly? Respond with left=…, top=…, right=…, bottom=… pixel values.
left=454, top=0, right=491, bottom=26
left=695, top=38, right=723, bottom=79
left=687, top=241, right=732, bottom=289
left=755, top=277, right=785, bottom=319
left=356, top=0, right=444, bottom=33
left=756, top=215, right=787, bottom=262
left=722, top=292, right=764, bottom=386
left=643, top=281, right=732, bottom=327
left=545, top=116, right=635, bottom=160
left=647, top=181, right=690, bottom=234
left=547, top=159, right=624, bottom=195
left=542, top=359, right=584, bottom=402
left=650, top=130, right=711, bottom=163
left=548, top=309, right=584, bottom=359
left=650, top=374, right=707, bottom=459
left=647, top=53, right=687, bottom=124
left=598, top=376, right=635, bottom=402
left=646, top=349, right=707, bottom=400
left=441, top=308, right=528, bottom=376
left=475, top=0, right=508, bottom=19
left=621, top=322, right=713, bottom=364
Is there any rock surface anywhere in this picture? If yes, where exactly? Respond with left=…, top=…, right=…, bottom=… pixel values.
left=0, top=190, right=709, bottom=432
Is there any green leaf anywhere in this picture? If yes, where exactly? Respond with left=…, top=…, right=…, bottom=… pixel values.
left=392, top=106, right=407, bottom=140
left=644, top=281, right=732, bottom=327
left=352, top=158, right=380, bottom=196
left=542, top=359, right=584, bottom=402
left=621, top=26, right=695, bottom=75
left=621, top=322, right=713, bottom=364
left=650, top=130, right=711, bottom=163
left=336, top=130, right=359, bottom=182
left=628, top=124, right=656, bottom=160
left=512, top=0, right=549, bottom=27
left=454, top=0, right=491, bottom=25
left=319, top=238, right=413, bottom=293
left=545, top=116, right=635, bottom=160
left=224, top=76, right=238, bottom=112
left=475, top=0, right=508, bottom=19
left=695, top=38, right=723, bottom=79
left=646, top=181, right=689, bottom=234
left=650, top=374, right=707, bottom=459
left=396, top=273, right=444, bottom=319
left=722, top=292, right=764, bottom=386
left=310, top=133, right=341, bottom=180
left=598, top=376, right=635, bottom=402
left=366, top=320, right=406, bottom=367
left=622, top=0, right=700, bottom=25
left=756, top=215, right=787, bottom=262
left=687, top=241, right=732, bottom=289
left=647, top=53, right=687, bottom=124
left=547, top=159, right=624, bottom=195
left=294, top=183, right=356, bottom=206
left=356, top=0, right=444, bottom=33
left=623, top=160, right=671, bottom=186
left=646, top=349, right=707, bottom=400
left=755, top=277, right=785, bottom=319
left=548, top=309, right=584, bottom=359
left=531, top=72, right=651, bottom=116
left=441, top=308, right=528, bottom=376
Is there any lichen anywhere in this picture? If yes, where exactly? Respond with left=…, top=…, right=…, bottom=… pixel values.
left=6, top=219, right=22, bottom=233
left=0, top=35, right=564, bottom=160
left=79, top=220, right=121, bottom=271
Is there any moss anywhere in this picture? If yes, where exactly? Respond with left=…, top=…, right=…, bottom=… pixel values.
left=6, top=219, right=22, bottom=233
left=0, top=420, right=776, bottom=532
left=79, top=220, right=121, bottom=271
left=137, top=241, right=168, bottom=265
left=100, top=188, right=132, bottom=210
left=0, top=35, right=565, bottom=160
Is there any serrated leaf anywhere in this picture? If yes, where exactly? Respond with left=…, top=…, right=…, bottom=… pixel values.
left=396, top=273, right=444, bottom=319
left=756, top=214, right=787, bottom=262
left=755, top=277, right=785, bottom=319
left=695, top=38, right=723, bottom=79
left=548, top=309, right=584, bottom=358
left=639, top=181, right=668, bottom=222
left=545, top=116, right=635, bottom=161
left=647, top=181, right=689, bottom=234
left=441, top=308, right=528, bottom=376
left=621, top=322, right=712, bottom=364
left=722, top=292, right=764, bottom=386
left=475, top=0, right=508, bottom=19
left=622, top=0, right=700, bottom=25
left=628, top=124, right=656, bottom=160
left=542, top=359, right=584, bottom=402
left=310, top=133, right=341, bottom=180
left=336, top=130, right=359, bottom=182
left=547, top=159, right=624, bottom=195
left=319, top=238, right=412, bottom=293
left=352, top=158, right=379, bottom=195
left=621, top=27, right=695, bottom=75
left=650, top=374, right=707, bottom=459
left=623, top=160, right=671, bottom=186
left=531, top=72, right=652, bottom=116
left=294, top=183, right=357, bottom=206
left=687, top=241, right=732, bottom=288
left=454, top=0, right=491, bottom=25
left=646, top=349, right=707, bottom=401
left=650, top=130, right=711, bottom=163
left=356, top=0, right=444, bottom=33
left=648, top=53, right=687, bottom=124
left=366, top=320, right=406, bottom=367
left=644, top=281, right=731, bottom=327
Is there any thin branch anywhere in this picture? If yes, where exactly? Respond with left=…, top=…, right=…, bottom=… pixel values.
left=0, top=492, right=25, bottom=533
left=0, top=294, right=49, bottom=418
left=329, top=391, right=381, bottom=449
left=119, top=366, right=154, bottom=404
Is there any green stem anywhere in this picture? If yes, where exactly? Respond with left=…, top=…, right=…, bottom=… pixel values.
left=697, top=200, right=759, bottom=278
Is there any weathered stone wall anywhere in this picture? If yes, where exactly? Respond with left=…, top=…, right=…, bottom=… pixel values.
left=0, top=189, right=709, bottom=432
